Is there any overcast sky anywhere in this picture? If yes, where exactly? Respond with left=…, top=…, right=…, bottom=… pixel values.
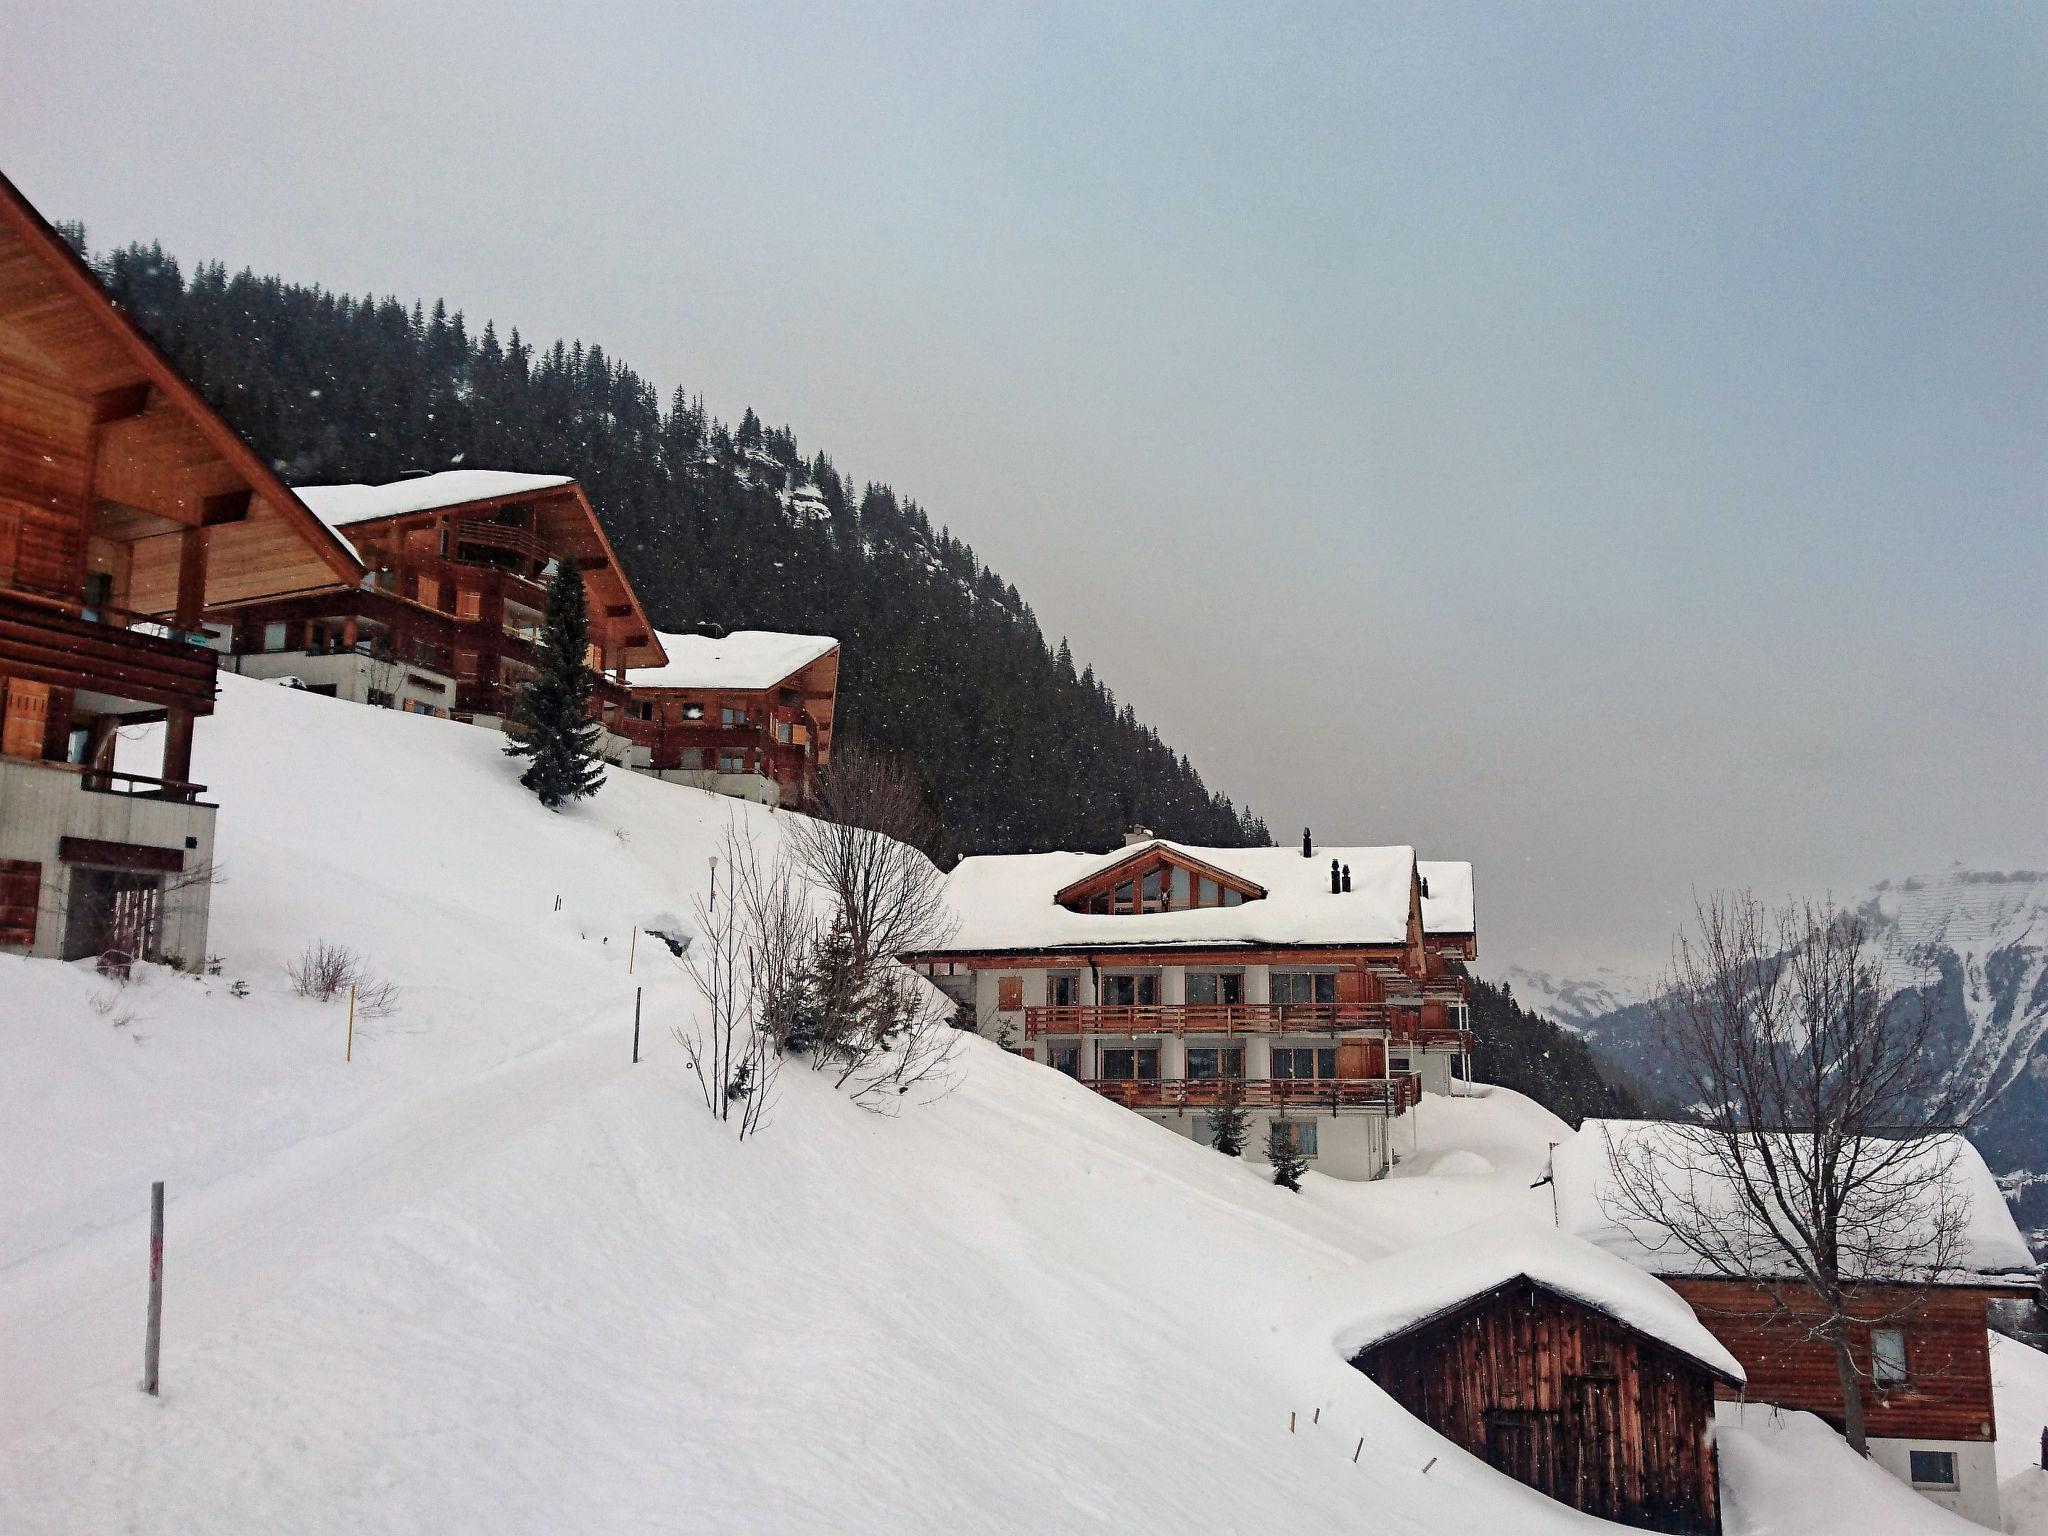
left=7, top=3, right=2043, bottom=979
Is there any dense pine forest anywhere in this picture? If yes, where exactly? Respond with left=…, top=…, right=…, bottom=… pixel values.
left=90, top=237, right=1270, bottom=859
left=1468, top=977, right=1647, bottom=1126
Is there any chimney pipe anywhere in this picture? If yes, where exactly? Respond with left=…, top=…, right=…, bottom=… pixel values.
left=1331, top=858, right=1341, bottom=895
left=1342, top=864, right=1352, bottom=894
left=1303, top=827, right=1313, bottom=859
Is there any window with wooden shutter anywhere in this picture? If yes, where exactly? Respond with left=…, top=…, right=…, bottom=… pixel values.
left=456, top=587, right=481, bottom=621
left=998, top=975, right=1023, bottom=1012
left=2, top=679, right=52, bottom=760
left=0, top=859, right=41, bottom=947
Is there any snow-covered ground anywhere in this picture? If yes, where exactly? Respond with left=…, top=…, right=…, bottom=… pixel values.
left=0, top=675, right=2025, bottom=1532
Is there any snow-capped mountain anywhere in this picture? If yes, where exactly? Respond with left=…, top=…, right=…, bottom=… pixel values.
left=1493, top=965, right=1657, bottom=1034
left=1549, top=868, right=2048, bottom=1245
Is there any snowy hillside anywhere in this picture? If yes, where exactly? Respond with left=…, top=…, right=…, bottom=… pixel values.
left=0, top=677, right=2006, bottom=1533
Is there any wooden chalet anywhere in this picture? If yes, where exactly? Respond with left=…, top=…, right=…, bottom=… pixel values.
left=215, top=471, right=664, bottom=744
left=621, top=629, right=839, bottom=809
left=1556, top=1121, right=2041, bottom=1530
left=1345, top=1218, right=1742, bottom=1535
left=904, top=834, right=1475, bottom=1181
left=0, top=168, right=363, bottom=965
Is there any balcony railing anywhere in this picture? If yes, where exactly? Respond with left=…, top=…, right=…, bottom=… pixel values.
left=0, top=587, right=217, bottom=714
left=1026, top=1002, right=1393, bottom=1039
left=1077, top=1073, right=1422, bottom=1115
left=1413, top=1027, right=1476, bottom=1053
left=452, top=519, right=551, bottom=568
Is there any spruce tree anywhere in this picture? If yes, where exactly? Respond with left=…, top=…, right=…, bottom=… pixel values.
left=504, top=563, right=606, bottom=809
left=1266, top=1119, right=1308, bottom=1191
left=1208, top=1074, right=1249, bottom=1158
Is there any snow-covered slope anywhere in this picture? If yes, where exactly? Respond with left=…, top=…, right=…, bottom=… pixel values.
left=1494, top=964, right=1655, bottom=1034
left=0, top=677, right=1988, bottom=1533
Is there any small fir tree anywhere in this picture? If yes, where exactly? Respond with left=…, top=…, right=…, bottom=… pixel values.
left=1208, top=1075, right=1249, bottom=1158
left=1266, top=1119, right=1308, bottom=1191
left=504, top=563, right=605, bottom=809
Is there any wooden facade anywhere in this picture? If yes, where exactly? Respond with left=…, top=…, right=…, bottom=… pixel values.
left=1354, top=1277, right=1731, bottom=1535
left=1666, top=1278, right=2023, bottom=1444
left=0, top=166, right=362, bottom=963
left=215, top=477, right=663, bottom=729
left=620, top=639, right=838, bottom=810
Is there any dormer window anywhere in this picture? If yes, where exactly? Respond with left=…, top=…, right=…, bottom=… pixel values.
left=1055, top=846, right=1264, bottom=916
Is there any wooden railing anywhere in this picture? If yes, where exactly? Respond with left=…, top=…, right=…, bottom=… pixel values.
left=1026, top=1002, right=1393, bottom=1039
left=1413, top=1027, right=1476, bottom=1053
left=1, top=757, right=211, bottom=806
left=452, top=519, right=551, bottom=568
left=1078, top=1073, right=1422, bottom=1114
left=0, top=587, right=217, bottom=714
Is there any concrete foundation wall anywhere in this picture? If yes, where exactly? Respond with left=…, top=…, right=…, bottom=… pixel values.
left=0, top=758, right=216, bottom=968
left=1866, top=1437, right=2000, bottom=1529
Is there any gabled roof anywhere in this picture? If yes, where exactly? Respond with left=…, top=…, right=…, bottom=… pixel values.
left=1418, top=860, right=1474, bottom=936
left=1052, top=842, right=1266, bottom=908
left=925, top=840, right=1423, bottom=955
left=627, top=630, right=840, bottom=692
left=293, top=471, right=664, bottom=669
left=1555, top=1120, right=2038, bottom=1288
left=0, top=167, right=364, bottom=606
left=295, top=471, right=575, bottom=544
left=1331, top=1214, right=1744, bottom=1384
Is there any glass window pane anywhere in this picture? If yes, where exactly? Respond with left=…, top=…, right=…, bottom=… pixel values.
left=1171, top=867, right=1192, bottom=907
left=1199, top=877, right=1219, bottom=906
left=1188, top=1048, right=1218, bottom=1079
left=1314, top=973, right=1337, bottom=1004
left=1187, top=973, right=1218, bottom=1006
left=1223, top=887, right=1242, bottom=906
left=1872, top=1330, right=1908, bottom=1388
left=1136, top=974, right=1159, bottom=1005
left=1220, top=973, right=1244, bottom=1005
left=1317, top=1048, right=1338, bottom=1078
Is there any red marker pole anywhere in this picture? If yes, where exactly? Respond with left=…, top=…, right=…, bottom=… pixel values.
left=143, top=1180, right=164, bottom=1395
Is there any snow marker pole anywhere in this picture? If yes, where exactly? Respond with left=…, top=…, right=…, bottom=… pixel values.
left=629, top=927, right=637, bottom=974
left=1289, top=1412, right=1295, bottom=1434
left=143, top=1180, right=163, bottom=1395
left=346, top=984, right=356, bottom=1063
left=633, top=987, right=642, bottom=1065
left=1353, top=1438, right=1363, bottom=1463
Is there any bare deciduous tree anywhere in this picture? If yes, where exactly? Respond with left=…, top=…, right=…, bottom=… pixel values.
left=675, top=825, right=800, bottom=1138
left=286, top=940, right=402, bottom=1016
left=784, top=746, right=960, bottom=1111
left=1602, top=892, right=1984, bottom=1455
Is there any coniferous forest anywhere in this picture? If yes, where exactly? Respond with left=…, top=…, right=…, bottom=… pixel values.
left=91, top=239, right=1271, bottom=860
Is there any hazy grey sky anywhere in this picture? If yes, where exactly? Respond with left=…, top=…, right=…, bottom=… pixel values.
left=7, top=3, right=2043, bottom=977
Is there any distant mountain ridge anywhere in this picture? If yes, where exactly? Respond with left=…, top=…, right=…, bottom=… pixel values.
left=1532, top=868, right=2048, bottom=1247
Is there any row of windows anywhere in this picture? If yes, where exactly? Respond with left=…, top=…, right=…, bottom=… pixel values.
left=1078, top=865, right=1248, bottom=915
left=1087, top=1045, right=1343, bottom=1081
left=1032, top=971, right=1342, bottom=1008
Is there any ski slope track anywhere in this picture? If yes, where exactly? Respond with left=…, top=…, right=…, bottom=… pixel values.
left=0, top=676, right=2028, bottom=1533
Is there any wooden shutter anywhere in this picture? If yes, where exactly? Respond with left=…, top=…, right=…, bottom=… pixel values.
left=0, top=859, right=40, bottom=947
left=455, top=586, right=481, bottom=621
left=1335, top=968, right=1366, bottom=1005
left=998, top=975, right=1023, bottom=1011
left=2, top=679, right=51, bottom=760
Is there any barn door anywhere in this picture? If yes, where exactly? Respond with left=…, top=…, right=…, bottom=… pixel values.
left=1482, top=1409, right=1537, bottom=1486
left=1569, top=1375, right=1621, bottom=1522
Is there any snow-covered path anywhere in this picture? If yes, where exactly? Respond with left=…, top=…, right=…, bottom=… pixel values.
left=0, top=1006, right=630, bottom=1442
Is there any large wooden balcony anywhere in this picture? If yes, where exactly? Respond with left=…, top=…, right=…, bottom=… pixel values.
left=1026, top=1002, right=1393, bottom=1039
left=1080, top=1074, right=1422, bottom=1115
left=0, top=587, right=217, bottom=714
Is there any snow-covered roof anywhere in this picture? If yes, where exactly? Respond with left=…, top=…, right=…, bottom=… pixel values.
left=1330, top=1214, right=1744, bottom=1382
left=1555, top=1120, right=2038, bottom=1286
left=1418, top=860, right=1473, bottom=935
left=296, top=471, right=576, bottom=540
left=627, top=631, right=839, bottom=692
left=929, top=841, right=1421, bottom=954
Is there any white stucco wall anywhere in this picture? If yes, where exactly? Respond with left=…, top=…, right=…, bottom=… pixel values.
left=1865, top=1437, right=2001, bottom=1529
left=0, top=757, right=216, bottom=967
left=231, top=651, right=454, bottom=716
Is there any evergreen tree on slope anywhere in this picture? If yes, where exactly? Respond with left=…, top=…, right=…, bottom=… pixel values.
left=505, top=563, right=606, bottom=809
left=1208, top=1075, right=1249, bottom=1158
left=1267, top=1120, right=1308, bottom=1191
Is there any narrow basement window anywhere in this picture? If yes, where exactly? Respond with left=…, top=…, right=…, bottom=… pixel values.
left=1908, top=1449, right=1956, bottom=1487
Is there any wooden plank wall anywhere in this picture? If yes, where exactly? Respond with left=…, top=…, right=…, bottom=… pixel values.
left=1669, top=1279, right=2003, bottom=1441
left=1356, top=1280, right=1723, bottom=1536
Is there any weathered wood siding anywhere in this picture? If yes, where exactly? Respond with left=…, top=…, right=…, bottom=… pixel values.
left=1355, top=1278, right=1723, bottom=1535
left=1666, top=1279, right=2009, bottom=1442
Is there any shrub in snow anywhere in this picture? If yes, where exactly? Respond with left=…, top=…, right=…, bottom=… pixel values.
left=1208, top=1076, right=1250, bottom=1159
left=287, top=941, right=400, bottom=1017
left=1267, top=1121, right=1308, bottom=1192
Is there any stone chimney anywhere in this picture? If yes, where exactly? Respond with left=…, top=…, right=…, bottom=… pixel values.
left=1330, top=858, right=1341, bottom=894
left=1123, top=826, right=1155, bottom=847
left=1302, top=827, right=1313, bottom=859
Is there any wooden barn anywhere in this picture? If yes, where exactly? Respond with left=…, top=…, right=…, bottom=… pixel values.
left=1556, top=1120, right=2040, bottom=1529
left=0, top=166, right=363, bottom=966
left=1342, top=1217, right=1742, bottom=1535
